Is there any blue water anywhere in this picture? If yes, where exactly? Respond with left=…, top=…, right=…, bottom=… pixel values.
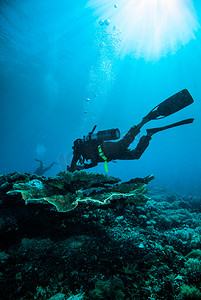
left=0, top=0, right=201, bottom=195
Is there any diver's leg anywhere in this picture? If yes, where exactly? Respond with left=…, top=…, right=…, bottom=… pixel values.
left=111, top=117, right=151, bottom=151
left=50, top=162, right=55, bottom=168
left=102, top=118, right=151, bottom=158
left=118, top=125, right=141, bottom=149
left=105, top=97, right=180, bottom=153
left=122, top=118, right=194, bottom=159
left=134, top=135, right=152, bottom=158
left=113, top=117, right=194, bottom=161
left=44, top=162, right=55, bottom=173
left=117, top=90, right=194, bottom=151
left=118, top=135, right=152, bottom=160
left=127, top=119, right=194, bottom=152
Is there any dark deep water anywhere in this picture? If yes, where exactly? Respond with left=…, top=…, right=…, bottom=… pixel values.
left=0, top=0, right=201, bottom=195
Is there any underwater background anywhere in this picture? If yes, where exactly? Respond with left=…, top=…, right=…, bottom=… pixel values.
left=0, top=0, right=201, bottom=195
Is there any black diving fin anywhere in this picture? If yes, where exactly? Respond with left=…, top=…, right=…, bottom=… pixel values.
left=145, top=89, right=194, bottom=120
left=146, top=118, right=194, bottom=136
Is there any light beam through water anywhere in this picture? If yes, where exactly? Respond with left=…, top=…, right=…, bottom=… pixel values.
left=87, top=0, right=200, bottom=60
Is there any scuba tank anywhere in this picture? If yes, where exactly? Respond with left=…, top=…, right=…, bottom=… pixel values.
left=85, top=125, right=120, bottom=142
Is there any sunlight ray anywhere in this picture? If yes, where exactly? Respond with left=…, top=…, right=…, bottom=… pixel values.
left=87, top=0, right=200, bottom=60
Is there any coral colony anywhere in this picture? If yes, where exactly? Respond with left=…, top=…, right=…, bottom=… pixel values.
left=1, top=171, right=201, bottom=299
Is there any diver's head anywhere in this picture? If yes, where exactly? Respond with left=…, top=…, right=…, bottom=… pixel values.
left=72, top=138, right=84, bottom=151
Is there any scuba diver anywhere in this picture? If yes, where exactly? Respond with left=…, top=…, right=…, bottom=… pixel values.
left=67, top=89, right=194, bottom=173
left=34, top=159, right=57, bottom=176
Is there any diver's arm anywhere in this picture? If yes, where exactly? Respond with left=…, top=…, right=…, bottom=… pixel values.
left=67, top=152, right=82, bottom=172
left=67, top=159, right=98, bottom=172
left=35, top=159, right=43, bottom=169
left=84, top=161, right=98, bottom=169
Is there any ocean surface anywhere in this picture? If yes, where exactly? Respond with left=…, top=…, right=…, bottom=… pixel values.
left=1, top=0, right=201, bottom=195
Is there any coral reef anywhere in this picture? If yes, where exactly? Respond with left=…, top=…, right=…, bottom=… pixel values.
left=1, top=172, right=201, bottom=299
left=7, top=171, right=152, bottom=212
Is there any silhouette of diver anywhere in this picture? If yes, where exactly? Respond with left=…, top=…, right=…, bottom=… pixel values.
left=67, top=89, right=194, bottom=172
left=34, top=159, right=57, bottom=176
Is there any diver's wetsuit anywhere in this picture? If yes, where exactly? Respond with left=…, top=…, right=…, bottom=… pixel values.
left=102, top=126, right=151, bottom=160
left=69, top=125, right=151, bottom=171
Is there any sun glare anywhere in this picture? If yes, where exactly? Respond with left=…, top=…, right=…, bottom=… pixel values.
left=87, top=0, right=200, bottom=60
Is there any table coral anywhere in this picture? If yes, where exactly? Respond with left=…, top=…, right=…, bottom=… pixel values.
left=7, top=171, right=153, bottom=212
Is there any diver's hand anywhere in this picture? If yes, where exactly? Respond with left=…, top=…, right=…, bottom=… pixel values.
left=67, top=165, right=83, bottom=172
left=74, top=165, right=84, bottom=171
left=67, top=165, right=73, bottom=172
